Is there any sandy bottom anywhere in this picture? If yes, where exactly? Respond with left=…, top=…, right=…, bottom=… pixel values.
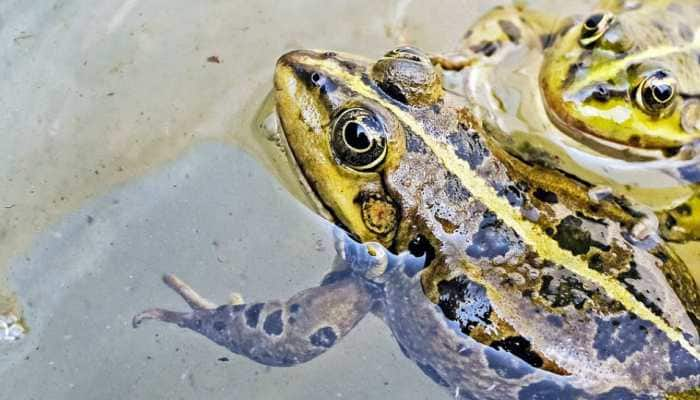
left=0, top=143, right=444, bottom=399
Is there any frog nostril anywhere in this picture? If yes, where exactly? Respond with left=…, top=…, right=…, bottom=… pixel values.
left=592, top=85, right=610, bottom=102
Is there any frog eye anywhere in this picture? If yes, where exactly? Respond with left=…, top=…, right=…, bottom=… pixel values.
left=634, top=70, right=678, bottom=115
left=331, top=108, right=388, bottom=171
left=579, top=13, right=615, bottom=47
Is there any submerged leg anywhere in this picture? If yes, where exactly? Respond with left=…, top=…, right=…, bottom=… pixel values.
left=133, top=273, right=373, bottom=366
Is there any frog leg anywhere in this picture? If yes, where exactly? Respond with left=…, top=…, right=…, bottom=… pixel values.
left=133, top=270, right=373, bottom=367
left=451, top=5, right=564, bottom=69
left=659, top=190, right=700, bottom=242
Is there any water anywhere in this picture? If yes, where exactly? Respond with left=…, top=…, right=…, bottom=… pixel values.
left=2, top=1, right=699, bottom=399
left=0, top=1, right=501, bottom=398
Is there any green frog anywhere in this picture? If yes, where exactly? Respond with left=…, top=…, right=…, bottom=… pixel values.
left=134, top=47, right=700, bottom=399
left=441, top=0, right=700, bottom=242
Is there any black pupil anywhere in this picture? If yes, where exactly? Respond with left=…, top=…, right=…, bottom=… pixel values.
left=585, top=13, right=604, bottom=30
left=311, top=72, right=321, bottom=83
left=344, top=122, right=371, bottom=150
left=653, top=83, right=672, bottom=103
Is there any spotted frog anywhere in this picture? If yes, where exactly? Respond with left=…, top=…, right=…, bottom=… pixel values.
left=441, top=0, right=700, bottom=242
left=134, top=47, right=700, bottom=399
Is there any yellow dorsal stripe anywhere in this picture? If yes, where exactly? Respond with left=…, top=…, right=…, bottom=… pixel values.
left=303, top=55, right=700, bottom=360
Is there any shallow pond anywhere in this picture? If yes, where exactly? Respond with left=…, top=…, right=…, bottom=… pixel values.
left=1, top=1, right=699, bottom=399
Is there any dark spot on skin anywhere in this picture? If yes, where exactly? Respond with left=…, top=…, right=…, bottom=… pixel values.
left=498, top=184, right=524, bottom=207
left=498, top=19, right=522, bottom=43
left=466, top=212, right=513, bottom=259
left=416, top=363, right=450, bottom=387
left=491, top=336, right=543, bottom=370
left=289, top=303, right=301, bottom=314
left=438, top=276, right=492, bottom=335
left=485, top=347, right=534, bottom=379
left=533, top=188, right=558, bottom=204
left=518, top=380, right=585, bottom=400
left=668, top=340, right=700, bottom=379
left=553, top=216, right=592, bottom=256
left=540, top=33, right=556, bottom=48
left=470, top=40, right=499, bottom=57
left=448, top=129, right=489, bottom=169
left=378, top=81, right=408, bottom=104
left=593, top=315, right=650, bottom=362
left=309, top=326, right=337, bottom=348
left=611, top=196, right=645, bottom=219
left=539, top=274, right=589, bottom=309
left=244, top=303, right=265, bottom=328
left=405, top=131, right=427, bottom=154
left=588, top=253, right=604, bottom=272
left=445, top=173, right=471, bottom=202
left=675, top=203, right=692, bottom=217
left=618, top=262, right=665, bottom=319
left=86, top=215, right=94, bottom=224
left=263, top=310, right=284, bottom=336
left=213, top=321, right=226, bottom=332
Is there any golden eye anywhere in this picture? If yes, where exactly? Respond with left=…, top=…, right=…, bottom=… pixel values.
left=331, top=108, right=388, bottom=171
left=579, top=13, right=615, bottom=47
left=634, top=70, right=678, bottom=116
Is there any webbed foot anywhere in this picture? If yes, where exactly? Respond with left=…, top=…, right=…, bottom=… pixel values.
left=134, top=268, right=374, bottom=366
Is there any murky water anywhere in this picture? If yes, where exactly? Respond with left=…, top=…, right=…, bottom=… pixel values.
left=2, top=1, right=700, bottom=399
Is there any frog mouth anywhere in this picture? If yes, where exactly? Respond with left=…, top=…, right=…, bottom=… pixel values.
left=273, top=111, right=337, bottom=224
left=541, top=92, right=669, bottom=162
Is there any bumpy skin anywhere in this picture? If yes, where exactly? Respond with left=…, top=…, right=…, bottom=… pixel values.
left=454, top=1, right=700, bottom=242
left=135, top=48, right=700, bottom=399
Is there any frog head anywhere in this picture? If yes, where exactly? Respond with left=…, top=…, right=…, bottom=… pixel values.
left=274, top=48, right=443, bottom=247
left=540, top=5, right=700, bottom=153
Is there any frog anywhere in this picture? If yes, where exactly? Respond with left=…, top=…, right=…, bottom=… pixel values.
left=436, top=0, right=700, bottom=242
left=134, top=46, right=700, bottom=399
